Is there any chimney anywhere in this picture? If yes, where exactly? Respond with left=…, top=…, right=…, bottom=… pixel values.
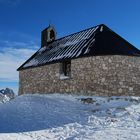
left=41, top=25, right=56, bottom=48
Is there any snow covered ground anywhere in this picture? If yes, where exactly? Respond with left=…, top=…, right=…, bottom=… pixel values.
left=0, top=94, right=140, bottom=140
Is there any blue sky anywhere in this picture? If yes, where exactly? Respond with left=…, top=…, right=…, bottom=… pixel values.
left=0, top=0, right=140, bottom=94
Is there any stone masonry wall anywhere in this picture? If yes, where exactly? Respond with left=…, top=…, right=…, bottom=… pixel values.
left=19, top=55, right=140, bottom=96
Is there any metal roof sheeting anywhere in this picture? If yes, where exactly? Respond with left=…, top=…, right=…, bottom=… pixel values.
left=18, top=24, right=140, bottom=70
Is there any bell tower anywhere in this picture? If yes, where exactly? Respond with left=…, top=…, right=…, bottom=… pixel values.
left=41, top=25, right=56, bottom=47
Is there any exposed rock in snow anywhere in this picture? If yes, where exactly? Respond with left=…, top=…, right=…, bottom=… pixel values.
left=0, top=88, right=15, bottom=103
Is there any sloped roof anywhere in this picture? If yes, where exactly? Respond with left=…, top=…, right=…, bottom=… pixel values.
left=17, top=24, right=140, bottom=71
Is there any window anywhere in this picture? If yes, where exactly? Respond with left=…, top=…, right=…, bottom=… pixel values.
left=50, top=30, right=55, bottom=39
left=60, top=60, right=71, bottom=79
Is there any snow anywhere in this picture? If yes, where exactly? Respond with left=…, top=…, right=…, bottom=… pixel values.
left=23, top=58, right=39, bottom=68
left=62, top=40, right=80, bottom=47
left=84, top=39, right=95, bottom=54
left=0, top=94, right=140, bottom=139
left=0, top=93, right=10, bottom=104
left=59, top=74, right=70, bottom=80
left=100, top=26, right=103, bottom=32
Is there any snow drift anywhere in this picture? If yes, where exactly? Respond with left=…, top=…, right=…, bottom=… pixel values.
left=0, top=94, right=140, bottom=140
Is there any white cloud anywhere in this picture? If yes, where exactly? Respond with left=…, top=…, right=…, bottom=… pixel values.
left=0, top=40, right=39, bottom=49
left=0, top=42, right=38, bottom=82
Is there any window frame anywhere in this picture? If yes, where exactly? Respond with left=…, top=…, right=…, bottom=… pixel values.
left=60, top=60, right=71, bottom=80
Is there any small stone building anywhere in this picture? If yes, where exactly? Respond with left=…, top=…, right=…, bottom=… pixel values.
left=17, top=24, right=140, bottom=96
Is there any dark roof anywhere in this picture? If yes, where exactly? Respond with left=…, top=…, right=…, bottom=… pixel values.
left=17, top=24, right=140, bottom=71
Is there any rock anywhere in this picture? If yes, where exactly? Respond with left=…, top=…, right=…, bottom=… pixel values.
left=80, top=98, right=95, bottom=104
left=0, top=88, right=15, bottom=101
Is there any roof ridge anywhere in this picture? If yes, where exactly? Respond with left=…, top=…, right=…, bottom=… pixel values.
left=54, top=24, right=105, bottom=42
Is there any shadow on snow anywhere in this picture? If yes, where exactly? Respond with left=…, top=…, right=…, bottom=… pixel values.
left=0, top=95, right=88, bottom=133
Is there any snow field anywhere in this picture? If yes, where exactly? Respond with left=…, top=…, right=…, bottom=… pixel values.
left=0, top=94, right=140, bottom=140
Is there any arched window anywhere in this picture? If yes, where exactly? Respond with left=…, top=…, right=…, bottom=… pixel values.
left=50, top=30, right=55, bottom=39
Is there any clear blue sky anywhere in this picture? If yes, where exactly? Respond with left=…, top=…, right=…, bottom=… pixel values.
left=0, top=0, right=140, bottom=94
